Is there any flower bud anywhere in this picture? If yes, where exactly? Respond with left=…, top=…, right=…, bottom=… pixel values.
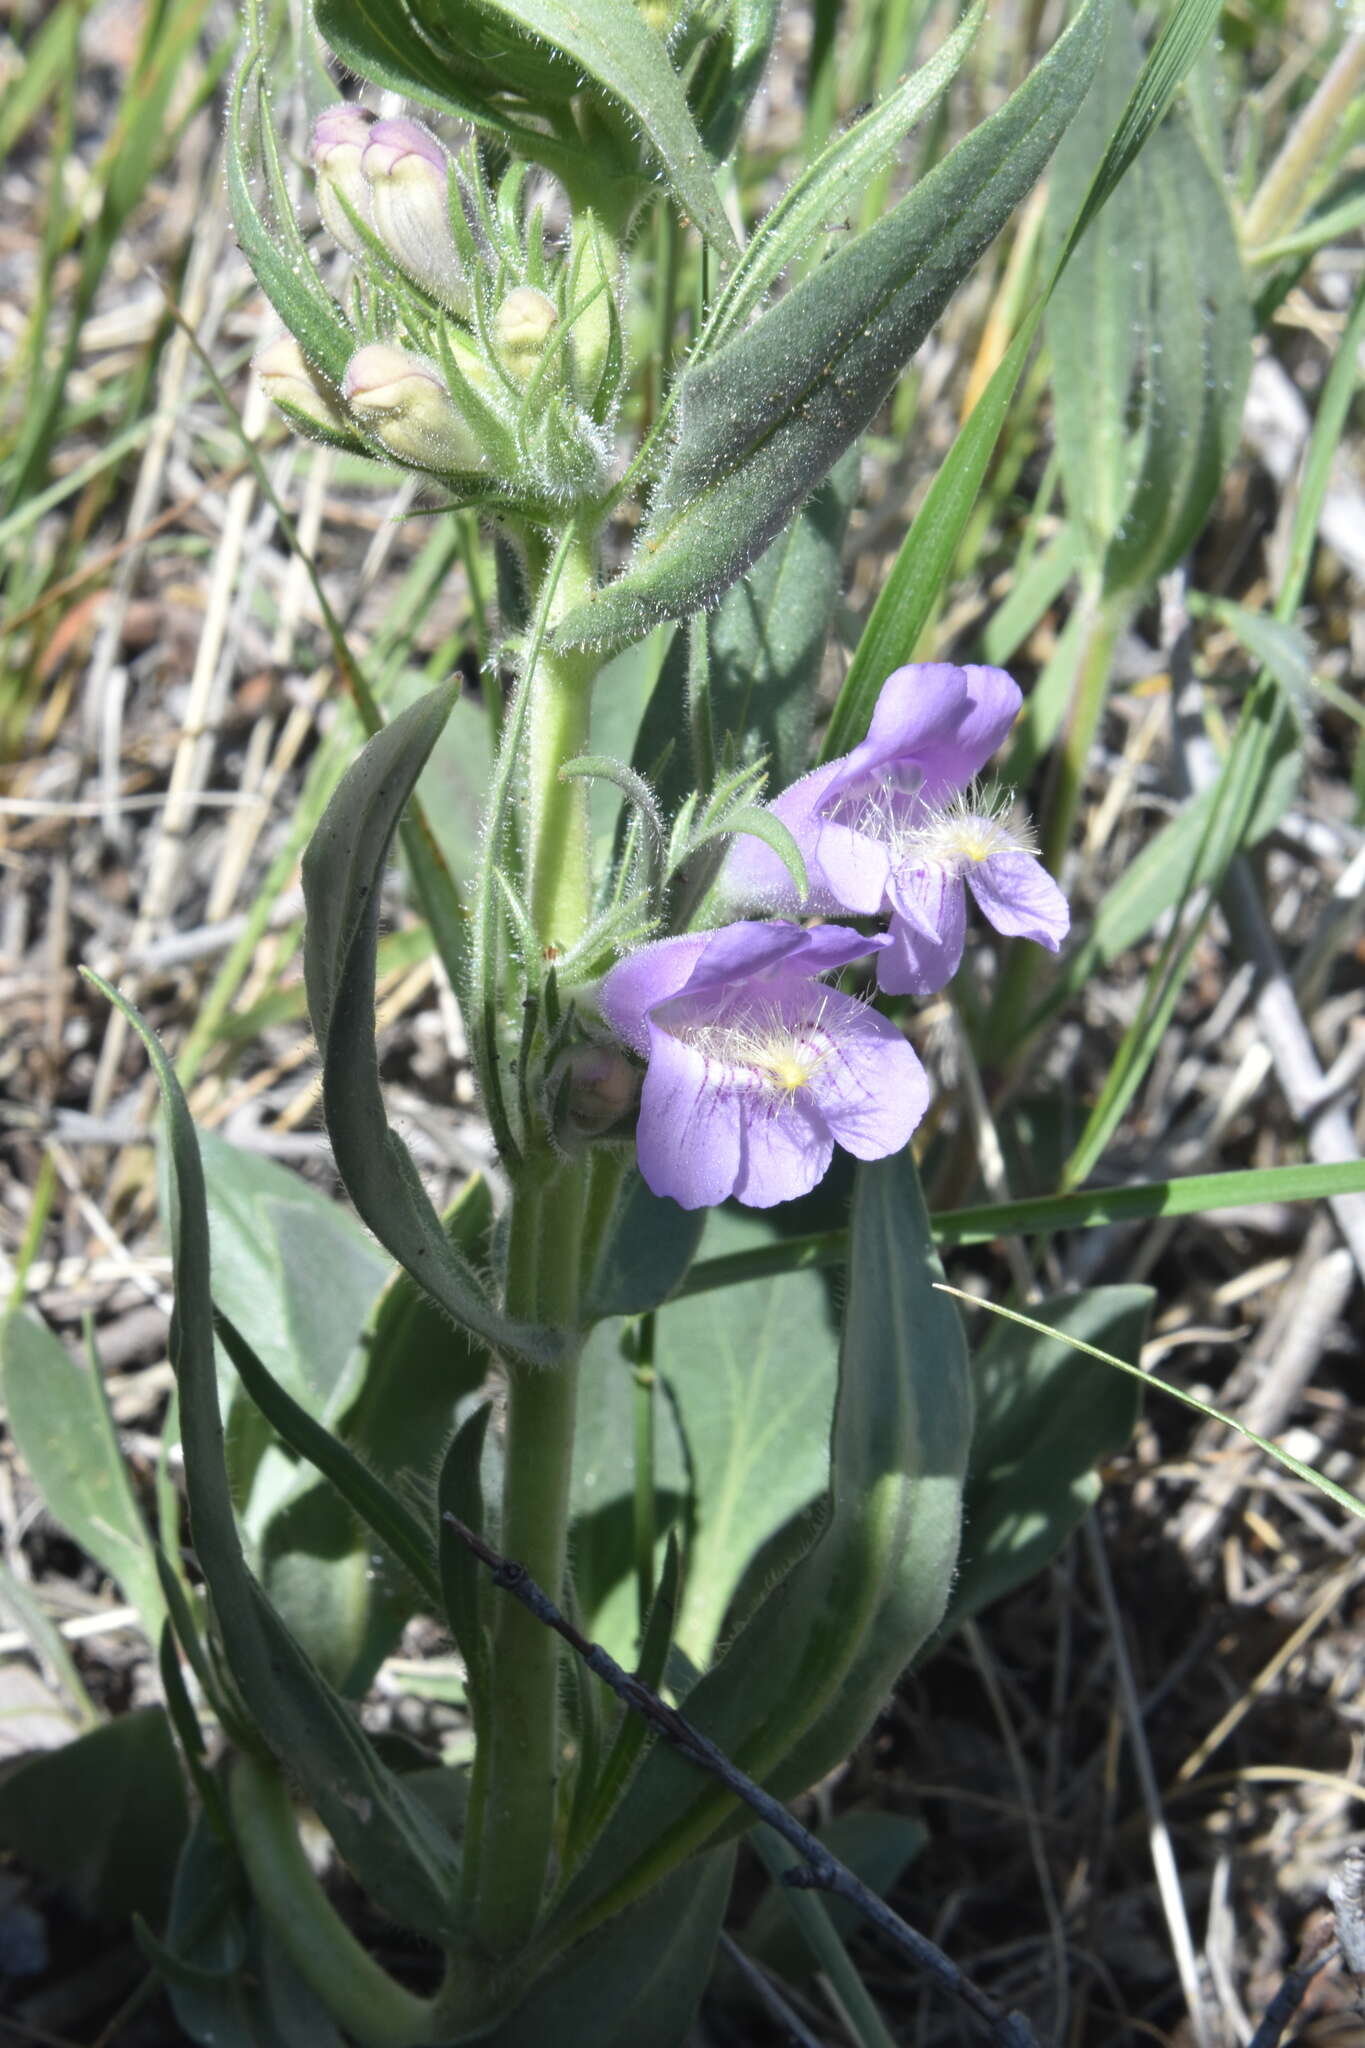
left=311, top=104, right=376, bottom=257
left=361, top=118, right=467, bottom=313
left=342, top=345, right=485, bottom=472
left=550, top=1044, right=640, bottom=1147
left=493, top=287, right=559, bottom=381
left=254, top=334, right=356, bottom=444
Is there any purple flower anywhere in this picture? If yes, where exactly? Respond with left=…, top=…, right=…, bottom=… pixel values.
left=725, top=663, right=1069, bottom=995
left=600, top=921, right=929, bottom=1210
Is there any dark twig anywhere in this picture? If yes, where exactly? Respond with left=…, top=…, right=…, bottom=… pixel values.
left=443, top=1512, right=1041, bottom=2048
left=1246, top=1928, right=1337, bottom=2048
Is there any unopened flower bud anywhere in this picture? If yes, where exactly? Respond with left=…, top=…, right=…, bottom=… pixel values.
left=551, top=1044, right=640, bottom=1147
left=361, top=118, right=467, bottom=312
left=311, top=104, right=376, bottom=257
left=254, top=334, right=356, bottom=444
left=494, top=287, right=558, bottom=381
left=342, top=345, right=485, bottom=472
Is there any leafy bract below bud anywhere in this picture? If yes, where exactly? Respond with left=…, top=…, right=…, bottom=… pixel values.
left=311, top=104, right=376, bottom=258
left=494, top=288, right=558, bottom=381
left=254, top=334, right=359, bottom=447
left=362, top=118, right=467, bottom=314
left=568, top=215, right=619, bottom=418
left=343, top=345, right=485, bottom=473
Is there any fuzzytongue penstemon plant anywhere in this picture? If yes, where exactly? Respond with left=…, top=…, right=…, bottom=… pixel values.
left=92, top=0, right=1139, bottom=2039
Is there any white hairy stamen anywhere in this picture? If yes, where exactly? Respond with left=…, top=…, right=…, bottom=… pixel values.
left=847, top=782, right=1035, bottom=873
left=666, top=991, right=854, bottom=1099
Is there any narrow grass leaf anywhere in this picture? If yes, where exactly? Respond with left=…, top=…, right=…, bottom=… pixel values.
left=673, top=1158, right=1365, bottom=1298
left=822, top=0, right=1224, bottom=759
left=934, top=1287, right=1365, bottom=1526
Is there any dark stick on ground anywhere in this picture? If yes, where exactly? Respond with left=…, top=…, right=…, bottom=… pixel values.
left=442, top=1511, right=1041, bottom=2048
left=1245, top=1929, right=1337, bottom=2048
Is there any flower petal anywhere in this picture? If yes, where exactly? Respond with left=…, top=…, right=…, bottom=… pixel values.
left=723, top=762, right=846, bottom=911
left=803, top=989, right=930, bottom=1159
left=601, top=933, right=712, bottom=1055
left=733, top=1095, right=833, bottom=1208
left=787, top=923, right=890, bottom=978
left=808, top=809, right=896, bottom=914
left=878, top=867, right=967, bottom=994
left=967, top=853, right=1069, bottom=950
left=635, top=1025, right=743, bottom=1209
left=858, top=663, right=1021, bottom=806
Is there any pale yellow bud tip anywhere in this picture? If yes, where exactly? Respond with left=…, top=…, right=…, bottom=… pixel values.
left=494, top=287, right=559, bottom=378
left=342, top=345, right=484, bottom=472
left=254, top=335, right=349, bottom=436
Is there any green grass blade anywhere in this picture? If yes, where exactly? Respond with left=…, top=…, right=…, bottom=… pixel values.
left=934, top=1286, right=1365, bottom=1526
left=674, top=1159, right=1365, bottom=1297
left=822, top=0, right=1224, bottom=759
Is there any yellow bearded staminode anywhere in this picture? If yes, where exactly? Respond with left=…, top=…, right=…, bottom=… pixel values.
left=675, top=993, right=850, bottom=1101
left=896, top=784, right=1038, bottom=872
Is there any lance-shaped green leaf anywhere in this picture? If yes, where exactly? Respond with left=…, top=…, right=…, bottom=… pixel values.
left=699, top=2, right=983, bottom=354
left=552, top=1150, right=971, bottom=1934
left=934, top=1287, right=1149, bottom=1637
left=1046, top=0, right=1251, bottom=596
left=556, top=0, right=1108, bottom=648
left=585, top=1173, right=706, bottom=1322
left=316, top=0, right=736, bottom=263
left=217, top=1312, right=443, bottom=1614
left=689, top=0, right=780, bottom=161
left=227, top=51, right=354, bottom=386
left=84, top=973, right=464, bottom=1943
left=485, top=1846, right=736, bottom=2048
left=632, top=453, right=857, bottom=824
left=0, top=1708, right=187, bottom=1923
left=2, top=1309, right=165, bottom=1643
left=819, top=0, right=1224, bottom=762
left=302, top=685, right=564, bottom=1367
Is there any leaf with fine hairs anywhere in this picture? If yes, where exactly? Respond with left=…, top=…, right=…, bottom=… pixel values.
left=552, top=1149, right=971, bottom=1931
left=301, top=684, right=565, bottom=1368
left=85, top=972, right=464, bottom=1943
left=554, top=0, right=1109, bottom=648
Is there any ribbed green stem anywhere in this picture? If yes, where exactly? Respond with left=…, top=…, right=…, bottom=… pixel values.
left=227, top=1755, right=437, bottom=2048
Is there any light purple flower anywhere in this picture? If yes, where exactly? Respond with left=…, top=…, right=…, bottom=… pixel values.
left=600, top=921, right=929, bottom=1210
left=724, top=663, right=1069, bottom=996
left=311, top=105, right=377, bottom=257
left=361, top=118, right=467, bottom=312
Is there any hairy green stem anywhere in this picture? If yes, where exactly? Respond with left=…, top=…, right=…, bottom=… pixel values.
left=473, top=525, right=604, bottom=1952
left=227, top=1755, right=437, bottom=2047
left=476, top=1170, right=586, bottom=1952
left=524, top=525, right=600, bottom=955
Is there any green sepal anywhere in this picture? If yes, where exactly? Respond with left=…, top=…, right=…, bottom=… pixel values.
left=226, top=51, right=354, bottom=386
